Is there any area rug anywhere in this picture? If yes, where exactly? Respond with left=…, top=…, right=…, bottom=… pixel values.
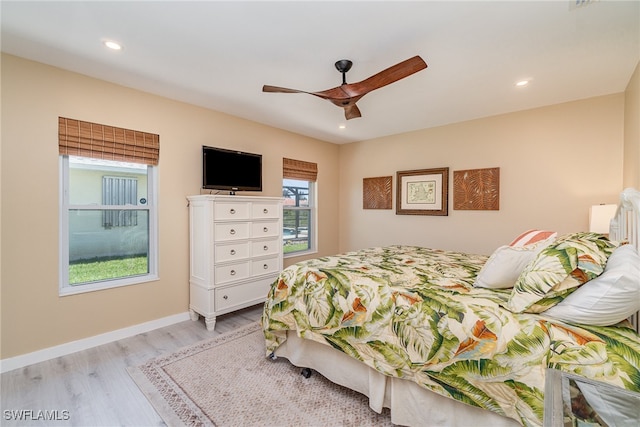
left=128, top=322, right=392, bottom=427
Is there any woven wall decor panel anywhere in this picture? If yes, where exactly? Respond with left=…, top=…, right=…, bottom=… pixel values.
left=453, top=167, right=500, bottom=210
left=363, top=176, right=392, bottom=209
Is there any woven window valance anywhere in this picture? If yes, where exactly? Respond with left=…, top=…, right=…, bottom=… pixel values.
left=58, top=117, right=159, bottom=166
left=283, top=157, right=317, bottom=182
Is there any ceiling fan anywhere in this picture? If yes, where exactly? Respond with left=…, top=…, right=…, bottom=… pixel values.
left=262, top=55, right=427, bottom=120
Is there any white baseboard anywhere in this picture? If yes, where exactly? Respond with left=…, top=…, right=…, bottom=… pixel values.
left=0, top=311, right=191, bottom=374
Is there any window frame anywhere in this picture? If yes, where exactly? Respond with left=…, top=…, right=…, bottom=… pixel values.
left=283, top=179, right=317, bottom=258
left=59, top=155, right=159, bottom=296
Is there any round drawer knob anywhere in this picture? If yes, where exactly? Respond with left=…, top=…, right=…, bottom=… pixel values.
left=263, top=227, right=268, bottom=232
left=230, top=270, right=236, bottom=276
left=230, top=208, right=236, bottom=214
left=263, top=208, right=268, bottom=214
left=263, top=245, right=268, bottom=251
left=263, top=264, right=268, bottom=269
left=230, top=249, right=236, bottom=255
left=230, top=229, right=236, bottom=235
left=223, top=295, right=229, bottom=300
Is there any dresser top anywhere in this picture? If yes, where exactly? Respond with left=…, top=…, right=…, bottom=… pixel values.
left=188, top=194, right=284, bottom=203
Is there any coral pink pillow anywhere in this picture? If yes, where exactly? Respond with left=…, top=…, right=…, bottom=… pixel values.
left=509, top=229, right=557, bottom=247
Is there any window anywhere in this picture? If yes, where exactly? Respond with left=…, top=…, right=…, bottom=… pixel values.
left=283, top=179, right=314, bottom=254
left=58, top=118, right=159, bottom=295
left=102, top=176, right=138, bottom=227
left=283, top=158, right=317, bottom=256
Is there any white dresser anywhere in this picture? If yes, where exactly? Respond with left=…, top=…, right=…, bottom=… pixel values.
left=188, top=195, right=283, bottom=330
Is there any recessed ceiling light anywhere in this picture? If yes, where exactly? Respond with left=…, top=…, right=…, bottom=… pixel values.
left=103, top=40, right=122, bottom=51
left=515, top=80, right=530, bottom=87
left=339, top=124, right=346, bottom=129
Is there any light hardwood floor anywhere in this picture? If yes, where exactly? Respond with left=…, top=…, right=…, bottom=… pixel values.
left=1, top=304, right=263, bottom=426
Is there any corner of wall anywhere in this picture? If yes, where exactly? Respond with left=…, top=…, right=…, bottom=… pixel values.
left=624, top=61, right=640, bottom=189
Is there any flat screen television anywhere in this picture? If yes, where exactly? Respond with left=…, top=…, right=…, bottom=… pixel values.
left=202, top=146, right=262, bottom=193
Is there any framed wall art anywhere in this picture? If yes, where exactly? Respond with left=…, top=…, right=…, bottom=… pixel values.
left=396, top=167, right=449, bottom=216
left=363, top=176, right=393, bottom=209
left=453, top=167, right=500, bottom=210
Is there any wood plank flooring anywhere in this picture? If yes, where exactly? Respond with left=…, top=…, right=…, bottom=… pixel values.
left=1, top=304, right=263, bottom=426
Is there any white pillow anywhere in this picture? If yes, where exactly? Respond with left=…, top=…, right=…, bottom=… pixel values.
left=543, top=244, right=640, bottom=326
left=474, top=237, right=555, bottom=289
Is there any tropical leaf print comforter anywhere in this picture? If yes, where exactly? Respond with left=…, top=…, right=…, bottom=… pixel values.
left=262, top=245, right=640, bottom=426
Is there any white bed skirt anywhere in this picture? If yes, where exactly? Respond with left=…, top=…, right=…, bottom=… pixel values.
left=275, top=331, right=520, bottom=427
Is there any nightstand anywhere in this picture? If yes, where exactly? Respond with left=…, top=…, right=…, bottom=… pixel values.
left=544, top=368, right=640, bottom=426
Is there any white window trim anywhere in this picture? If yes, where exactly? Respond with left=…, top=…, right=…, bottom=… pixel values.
left=283, top=181, right=317, bottom=259
left=59, top=156, right=159, bottom=296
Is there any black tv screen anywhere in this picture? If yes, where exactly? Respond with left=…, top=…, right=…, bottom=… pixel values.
left=202, top=146, right=262, bottom=192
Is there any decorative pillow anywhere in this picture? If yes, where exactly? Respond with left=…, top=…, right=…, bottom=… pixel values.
left=509, top=229, right=557, bottom=247
left=474, top=235, right=556, bottom=289
left=505, top=232, right=619, bottom=313
left=543, top=244, right=640, bottom=326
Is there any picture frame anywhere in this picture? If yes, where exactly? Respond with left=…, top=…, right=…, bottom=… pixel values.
left=396, top=167, right=449, bottom=216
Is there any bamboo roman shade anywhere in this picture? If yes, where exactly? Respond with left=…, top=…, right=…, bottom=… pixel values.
left=58, top=117, right=159, bottom=166
left=283, top=158, right=317, bottom=181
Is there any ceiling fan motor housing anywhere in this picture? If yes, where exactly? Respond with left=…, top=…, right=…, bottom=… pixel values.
left=335, top=59, right=353, bottom=73
left=335, top=60, right=353, bottom=84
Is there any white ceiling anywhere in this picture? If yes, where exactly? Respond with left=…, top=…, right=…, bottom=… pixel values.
left=2, top=1, right=639, bottom=144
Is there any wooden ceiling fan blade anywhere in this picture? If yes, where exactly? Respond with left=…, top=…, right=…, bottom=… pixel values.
left=262, top=85, right=310, bottom=94
left=350, top=56, right=427, bottom=96
left=344, top=104, right=361, bottom=120
left=263, top=85, right=336, bottom=102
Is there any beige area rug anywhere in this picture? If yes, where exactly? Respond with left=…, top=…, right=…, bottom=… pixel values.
left=128, top=322, right=393, bottom=427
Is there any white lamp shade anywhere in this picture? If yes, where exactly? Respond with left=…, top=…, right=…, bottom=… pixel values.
left=589, top=204, right=617, bottom=234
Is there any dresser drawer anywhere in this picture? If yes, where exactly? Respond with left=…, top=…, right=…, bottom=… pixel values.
left=252, top=202, right=280, bottom=219
left=215, top=241, right=250, bottom=263
left=251, top=220, right=280, bottom=238
left=214, top=222, right=250, bottom=241
left=251, top=238, right=280, bottom=257
left=251, top=256, right=280, bottom=277
left=214, top=280, right=272, bottom=311
left=215, top=202, right=250, bottom=220
left=215, top=261, right=250, bottom=284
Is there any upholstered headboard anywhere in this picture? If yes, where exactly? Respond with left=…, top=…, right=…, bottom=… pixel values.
left=609, top=188, right=640, bottom=333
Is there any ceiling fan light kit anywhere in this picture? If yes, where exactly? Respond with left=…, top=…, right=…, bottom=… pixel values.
left=263, top=55, right=427, bottom=120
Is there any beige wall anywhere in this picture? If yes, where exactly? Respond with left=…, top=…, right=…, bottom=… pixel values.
left=0, top=54, right=340, bottom=358
left=338, top=94, right=624, bottom=256
left=624, top=62, right=640, bottom=189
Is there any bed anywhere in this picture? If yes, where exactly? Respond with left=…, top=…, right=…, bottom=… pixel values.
left=262, top=188, right=640, bottom=427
